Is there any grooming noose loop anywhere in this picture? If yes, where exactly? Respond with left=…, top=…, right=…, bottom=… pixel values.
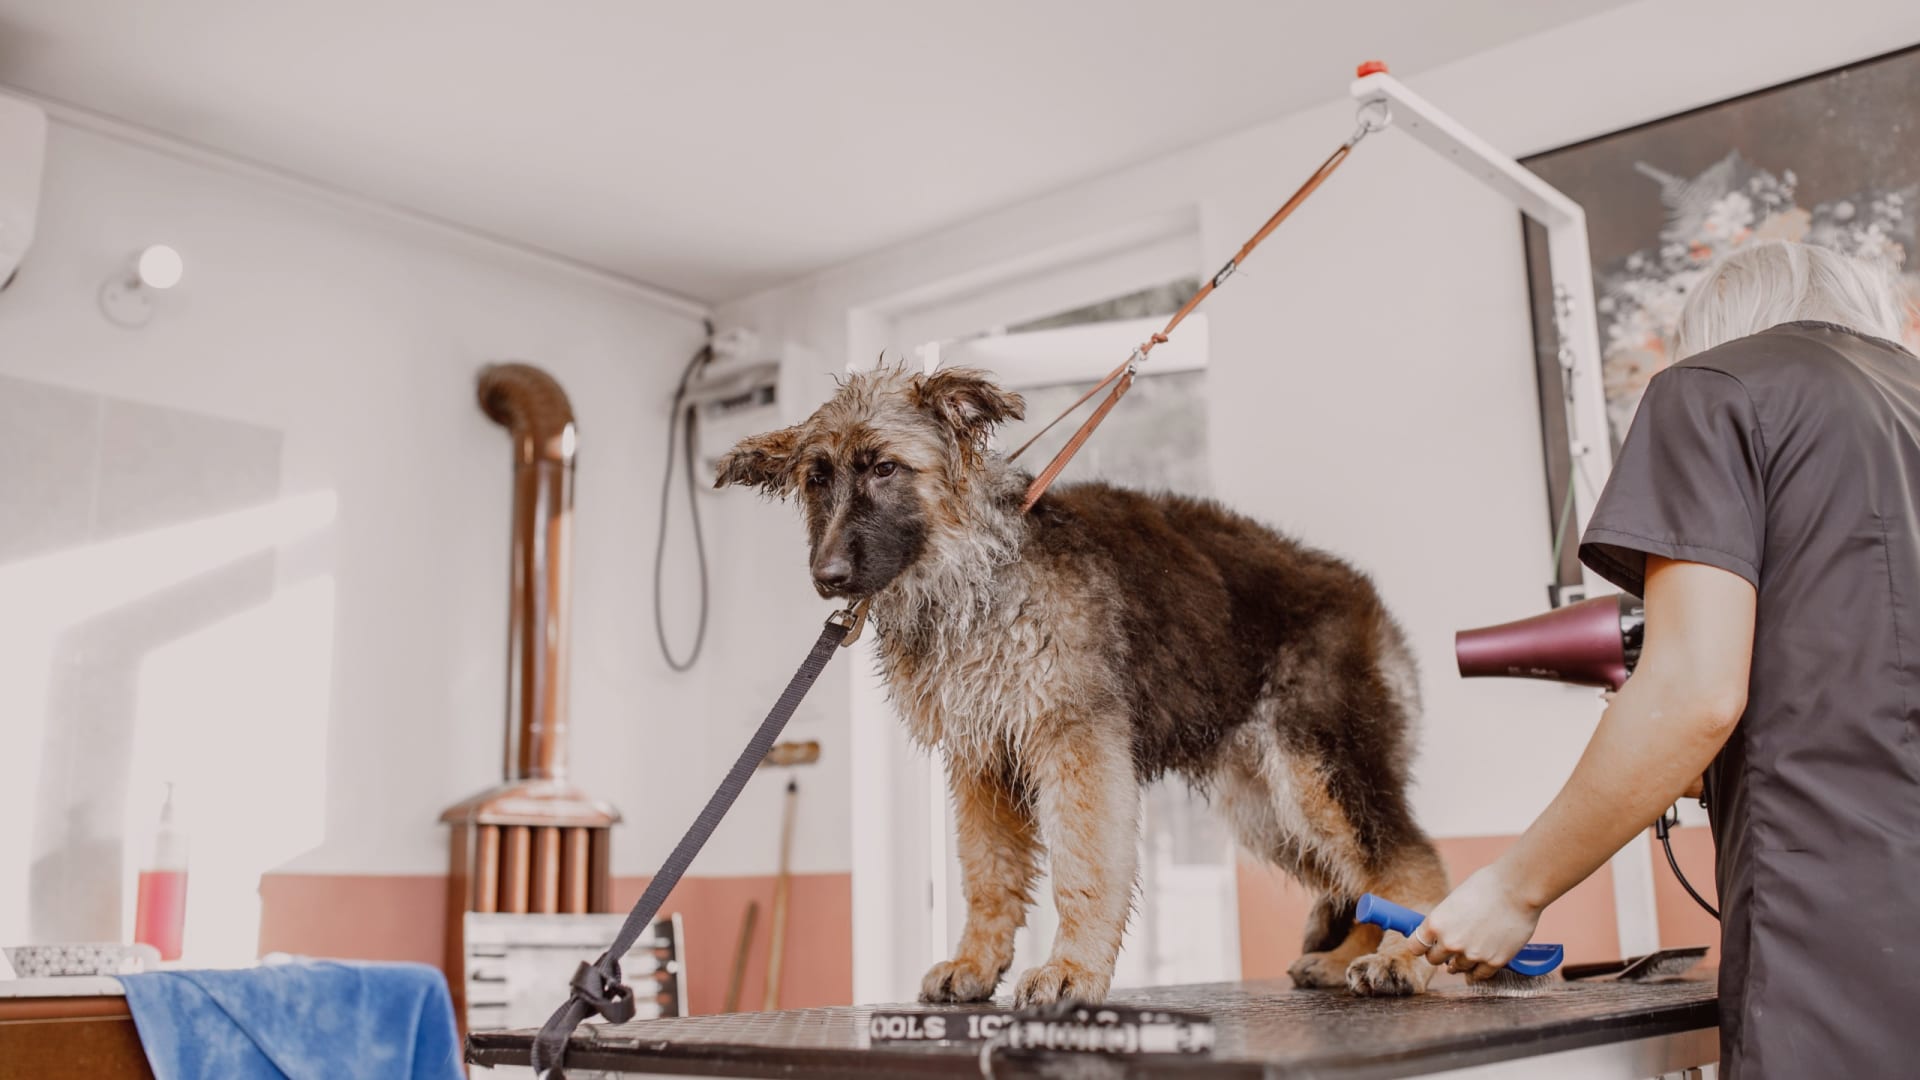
left=1010, top=103, right=1384, bottom=512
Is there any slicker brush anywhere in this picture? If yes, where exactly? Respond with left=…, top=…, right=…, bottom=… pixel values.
left=1355, top=893, right=1566, bottom=998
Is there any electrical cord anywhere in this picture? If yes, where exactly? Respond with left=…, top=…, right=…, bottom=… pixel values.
left=653, top=326, right=714, bottom=672
left=1656, top=804, right=1720, bottom=920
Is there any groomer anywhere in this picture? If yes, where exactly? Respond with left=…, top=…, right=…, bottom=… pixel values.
left=1414, top=240, right=1920, bottom=1079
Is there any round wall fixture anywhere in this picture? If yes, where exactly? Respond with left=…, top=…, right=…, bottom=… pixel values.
left=137, top=245, right=184, bottom=289
left=101, top=244, right=185, bottom=327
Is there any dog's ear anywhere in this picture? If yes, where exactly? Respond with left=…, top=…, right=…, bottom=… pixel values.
left=713, top=425, right=801, bottom=495
left=913, top=368, right=1025, bottom=446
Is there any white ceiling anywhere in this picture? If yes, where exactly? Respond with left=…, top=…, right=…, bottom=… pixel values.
left=0, top=1, right=1628, bottom=305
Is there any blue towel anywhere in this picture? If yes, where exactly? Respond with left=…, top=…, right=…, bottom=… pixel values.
left=119, top=960, right=463, bottom=1080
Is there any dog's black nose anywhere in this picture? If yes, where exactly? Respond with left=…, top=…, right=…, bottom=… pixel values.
left=813, top=554, right=853, bottom=591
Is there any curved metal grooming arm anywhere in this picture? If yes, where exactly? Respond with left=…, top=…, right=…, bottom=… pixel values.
left=1351, top=69, right=1661, bottom=960
left=1349, top=69, right=1613, bottom=601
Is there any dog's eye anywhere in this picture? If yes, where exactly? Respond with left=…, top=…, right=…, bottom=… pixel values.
left=806, top=470, right=830, bottom=489
left=872, top=461, right=898, bottom=479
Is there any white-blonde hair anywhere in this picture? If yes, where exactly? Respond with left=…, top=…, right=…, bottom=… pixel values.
left=1672, top=240, right=1911, bottom=359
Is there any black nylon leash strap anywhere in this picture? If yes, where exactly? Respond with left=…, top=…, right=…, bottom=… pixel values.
left=529, top=612, right=855, bottom=1078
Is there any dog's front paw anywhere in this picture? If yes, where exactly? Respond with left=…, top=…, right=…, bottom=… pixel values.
left=1013, top=959, right=1110, bottom=1007
left=919, top=956, right=1003, bottom=1003
left=1345, top=951, right=1433, bottom=997
left=1288, top=950, right=1351, bottom=990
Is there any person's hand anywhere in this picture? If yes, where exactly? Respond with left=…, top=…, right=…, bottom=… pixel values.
left=1407, top=864, right=1545, bottom=982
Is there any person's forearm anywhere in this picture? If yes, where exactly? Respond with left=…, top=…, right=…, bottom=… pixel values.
left=1493, top=675, right=1737, bottom=911
left=1412, top=560, right=1753, bottom=974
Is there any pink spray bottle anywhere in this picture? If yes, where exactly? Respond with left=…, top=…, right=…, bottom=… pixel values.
left=134, top=783, right=188, bottom=962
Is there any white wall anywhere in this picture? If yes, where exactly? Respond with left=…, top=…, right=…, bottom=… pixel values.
left=0, top=118, right=723, bottom=956
left=716, top=0, right=1920, bottom=853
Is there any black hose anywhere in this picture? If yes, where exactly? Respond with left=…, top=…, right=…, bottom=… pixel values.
left=1656, top=807, right=1720, bottom=920
left=653, top=330, right=713, bottom=672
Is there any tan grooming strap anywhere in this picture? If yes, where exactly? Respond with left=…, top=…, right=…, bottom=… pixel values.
left=1012, top=139, right=1358, bottom=512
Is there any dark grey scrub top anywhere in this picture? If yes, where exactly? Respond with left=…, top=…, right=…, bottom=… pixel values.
left=1580, top=321, right=1920, bottom=1079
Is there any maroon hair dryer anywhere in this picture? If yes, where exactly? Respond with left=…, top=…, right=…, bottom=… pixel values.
left=1456, top=594, right=1645, bottom=691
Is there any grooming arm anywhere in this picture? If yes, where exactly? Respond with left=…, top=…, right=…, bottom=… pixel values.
left=1351, top=67, right=1611, bottom=600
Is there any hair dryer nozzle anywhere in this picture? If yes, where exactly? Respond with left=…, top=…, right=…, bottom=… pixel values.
left=1456, top=594, right=1643, bottom=691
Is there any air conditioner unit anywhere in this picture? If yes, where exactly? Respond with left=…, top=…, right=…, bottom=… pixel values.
left=0, top=93, right=47, bottom=290
left=683, top=354, right=779, bottom=415
left=690, top=341, right=816, bottom=489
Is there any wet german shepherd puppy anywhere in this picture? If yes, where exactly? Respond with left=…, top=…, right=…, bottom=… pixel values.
left=716, top=365, right=1448, bottom=1005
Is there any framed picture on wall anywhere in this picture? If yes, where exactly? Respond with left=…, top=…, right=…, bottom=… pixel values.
left=1522, top=44, right=1920, bottom=591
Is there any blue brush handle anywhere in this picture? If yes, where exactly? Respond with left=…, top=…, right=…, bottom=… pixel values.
left=1355, top=893, right=1565, bottom=977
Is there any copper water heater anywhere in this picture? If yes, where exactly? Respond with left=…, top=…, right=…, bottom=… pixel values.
left=441, top=364, right=620, bottom=1015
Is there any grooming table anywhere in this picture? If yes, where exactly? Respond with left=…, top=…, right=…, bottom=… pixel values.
left=467, top=976, right=1717, bottom=1078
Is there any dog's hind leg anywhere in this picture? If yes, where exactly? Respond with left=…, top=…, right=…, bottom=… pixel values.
left=1279, top=748, right=1450, bottom=996
left=1288, top=893, right=1382, bottom=989
left=1283, top=816, right=1448, bottom=995
left=920, top=759, right=1040, bottom=1003
left=1261, top=611, right=1452, bottom=996
left=1013, top=716, right=1139, bottom=1007
left=1214, top=734, right=1381, bottom=989
left=1333, top=621, right=1454, bottom=996
left=1342, top=839, right=1450, bottom=996
left=1213, top=714, right=1449, bottom=995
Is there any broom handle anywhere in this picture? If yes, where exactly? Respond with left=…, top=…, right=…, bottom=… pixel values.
left=723, top=900, right=759, bottom=1013
left=764, top=779, right=799, bottom=1011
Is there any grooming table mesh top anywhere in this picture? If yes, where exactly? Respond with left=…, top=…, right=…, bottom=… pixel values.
left=467, top=976, right=1718, bottom=1078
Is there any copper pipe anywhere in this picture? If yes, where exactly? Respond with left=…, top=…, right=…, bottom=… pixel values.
left=502, top=825, right=532, bottom=914
left=531, top=827, right=561, bottom=914
left=441, top=363, right=621, bottom=1029
left=562, top=827, right=591, bottom=914
left=478, top=363, right=577, bottom=783
left=444, top=823, right=473, bottom=1018
left=589, top=830, right=611, bottom=913
left=474, top=826, right=501, bottom=914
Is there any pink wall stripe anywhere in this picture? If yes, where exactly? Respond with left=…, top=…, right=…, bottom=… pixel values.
left=260, top=830, right=1716, bottom=1009
left=258, top=873, right=447, bottom=968
left=257, top=871, right=853, bottom=1014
